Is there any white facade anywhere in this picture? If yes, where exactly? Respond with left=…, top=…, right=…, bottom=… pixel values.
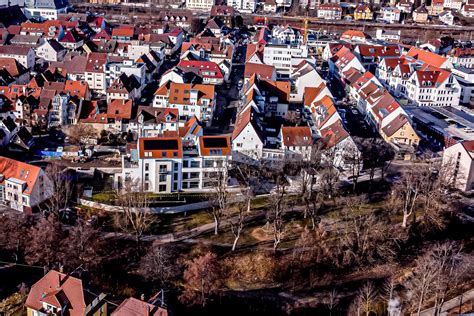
left=442, top=141, right=474, bottom=192
left=263, top=44, right=308, bottom=78
left=0, top=48, right=35, bottom=69
left=379, top=7, right=401, bottom=23
left=23, top=6, right=67, bottom=21
left=227, top=0, right=256, bottom=12
left=36, top=40, right=66, bottom=62
left=106, top=60, right=147, bottom=86
left=451, top=68, right=474, bottom=107
left=405, top=71, right=461, bottom=107
left=185, top=0, right=214, bottom=10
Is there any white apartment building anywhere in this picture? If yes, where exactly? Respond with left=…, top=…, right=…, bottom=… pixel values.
left=271, top=26, right=303, bottom=45
left=119, top=135, right=231, bottom=193
left=443, top=0, right=462, bottom=10
left=317, top=3, right=342, bottom=20
left=379, top=7, right=401, bottom=23
left=185, top=0, right=214, bottom=10
left=106, top=60, right=147, bottom=86
left=0, top=156, right=52, bottom=212
left=227, top=0, right=256, bottom=12
left=300, top=0, right=318, bottom=9
left=442, top=141, right=474, bottom=192
left=451, top=67, right=474, bottom=107
left=36, top=39, right=66, bottom=62
left=85, top=52, right=108, bottom=93
left=405, top=70, right=461, bottom=107
left=23, top=0, right=68, bottom=21
left=0, top=46, right=35, bottom=69
left=263, top=44, right=308, bottom=78
left=447, top=48, right=474, bottom=69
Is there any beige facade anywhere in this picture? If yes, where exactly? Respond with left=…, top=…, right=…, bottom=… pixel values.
left=442, top=141, right=474, bottom=192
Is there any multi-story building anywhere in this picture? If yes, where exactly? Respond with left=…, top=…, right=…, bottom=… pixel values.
left=186, top=0, right=215, bottom=10
left=23, top=0, right=69, bottom=21
left=442, top=141, right=474, bottom=192
left=262, top=43, right=308, bottom=78
left=317, top=3, right=342, bottom=20
left=119, top=135, right=231, bottom=193
left=106, top=59, right=147, bottom=87
left=153, top=82, right=215, bottom=124
left=354, top=4, right=373, bottom=20
left=430, top=0, right=445, bottom=15
left=85, top=52, right=108, bottom=93
left=0, top=156, right=52, bottom=212
left=280, top=126, right=314, bottom=161
left=405, top=69, right=461, bottom=107
left=462, top=4, right=474, bottom=17
left=0, top=45, right=35, bottom=69
left=413, top=5, right=429, bottom=23
left=36, top=39, right=66, bottom=62
left=226, top=0, right=256, bottom=12
left=451, top=67, right=474, bottom=107
left=379, top=6, right=401, bottom=23
left=444, top=0, right=463, bottom=10
left=447, top=48, right=474, bottom=69
left=300, top=0, right=318, bottom=10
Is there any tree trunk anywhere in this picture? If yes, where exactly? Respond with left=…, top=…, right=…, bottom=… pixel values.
left=213, top=214, right=219, bottom=235
left=402, top=213, right=410, bottom=228
left=246, top=197, right=251, bottom=213
left=232, top=231, right=241, bottom=251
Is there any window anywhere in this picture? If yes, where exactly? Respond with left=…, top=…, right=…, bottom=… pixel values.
left=145, top=163, right=149, bottom=171
left=159, top=184, right=167, bottom=192
left=162, top=151, right=166, bottom=157
left=145, top=173, right=149, bottom=181
left=159, top=174, right=166, bottom=182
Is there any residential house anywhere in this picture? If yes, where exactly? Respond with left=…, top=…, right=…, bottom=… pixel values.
left=379, top=6, right=401, bottom=23
left=413, top=5, right=429, bottom=23
left=25, top=269, right=108, bottom=316
left=447, top=48, right=474, bottom=68
left=112, top=296, right=168, bottom=316
left=23, top=0, right=69, bottom=21
left=244, top=63, right=277, bottom=82
left=430, top=0, right=445, bottom=15
left=128, top=107, right=180, bottom=138
left=262, top=43, right=308, bottom=78
left=317, top=3, right=342, bottom=20
left=232, top=106, right=265, bottom=160
left=112, top=26, right=134, bottom=42
left=300, top=0, right=319, bottom=10
left=354, top=4, right=373, bottom=20
left=85, top=52, right=108, bottom=93
left=210, top=5, right=239, bottom=27
left=439, top=10, right=455, bottom=25
left=280, top=126, right=314, bottom=161
left=340, top=30, right=370, bottom=43
left=0, top=156, right=52, bottom=212
left=186, top=0, right=215, bottom=10
left=263, top=0, right=278, bottom=13
left=0, top=45, right=35, bottom=69
left=106, top=73, right=141, bottom=103
left=36, top=39, right=66, bottom=62
left=397, top=0, right=413, bottom=13
left=405, top=47, right=453, bottom=68
left=153, top=82, right=215, bottom=124
left=0, top=58, right=29, bottom=84
left=442, top=141, right=474, bottom=192
left=376, top=29, right=401, bottom=42
left=462, top=4, right=474, bottom=17
left=451, top=67, right=474, bottom=107
left=226, top=0, right=256, bottom=12
left=177, top=60, right=225, bottom=85
left=444, top=0, right=463, bottom=10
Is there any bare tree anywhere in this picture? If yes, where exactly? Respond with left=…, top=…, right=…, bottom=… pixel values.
left=209, top=164, right=229, bottom=235
left=322, top=288, right=339, bottom=316
left=357, top=281, right=378, bottom=316
left=62, top=219, right=101, bottom=272
left=43, top=161, right=73, bottom=216
left=343, top=138, right=364, bottom=192
left=115, top=180, right=155, bottom=249
left=139, top=242, right=176, bottom=289
left=229, top=202, right=246, bottom=251
left=179, top=252, right=222, bottom=307
left=392, top=165, right=427, bottom=228
left=25, top=215, right=63, bottom=269
left=268, top=171, right=288, bottom=252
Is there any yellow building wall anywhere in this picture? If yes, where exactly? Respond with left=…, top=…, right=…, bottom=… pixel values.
left=383, top=122, right=420, bottom=146
left=92, top=302, right=108, bottom=316
left=27, top=308, right=34, bottom=316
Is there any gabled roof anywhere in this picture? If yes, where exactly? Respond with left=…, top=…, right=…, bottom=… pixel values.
left=112, top=26, right=134, bottom=38
left=85, top=52, right=107, bottom=73
left=303, top=83, right=327, bottom=107
left=26, top=270, right=97, bottom=315
left=244, top=62, right=275, bottom=80
left=112, top=297, right=168, bottom=316
left=319, top=120, right=350, bottom=148
left=357, top=44, right=400, bottom=58
left=232, top=106, right=263, bottom=142
left=135, top=106, right=178, bottom=124
left=382, top=114, right=409, bottom=137
left=168, top=82, right=215, bottom=106
left=461, top=140, right=474, bottom=159
left=340, top=30, right=370, bottom=41
left=406, top=47, right=448, bottom=68
left=281, top=126, right=313, bottom=147
left=107, top=99, right=133, bottom=120
left=177, top=60, right=224, bottom=80
left=0, top=57, right=27, bottom=77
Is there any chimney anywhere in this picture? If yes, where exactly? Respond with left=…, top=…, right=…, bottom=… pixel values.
left=141, top=294, right=145, bottom=301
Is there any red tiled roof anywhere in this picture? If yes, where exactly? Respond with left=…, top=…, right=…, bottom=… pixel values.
left=406, top=47, right=448, bottom=68
left=112, top=297, right=168, bottom=316
left=199, top=135, right=231, bottom=156
left=177, top=60, right=224, bottom=79
left=0, top=156, right=41, bottom=196
left=281, top=126, right=313, bottom=147
left=25, top=270, right=88, bottom=315
left=107, top=99, right=133, bottom=120
left=319, top=120, right=349, bottom=148
left=244, top=62, right=274, bottom=80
